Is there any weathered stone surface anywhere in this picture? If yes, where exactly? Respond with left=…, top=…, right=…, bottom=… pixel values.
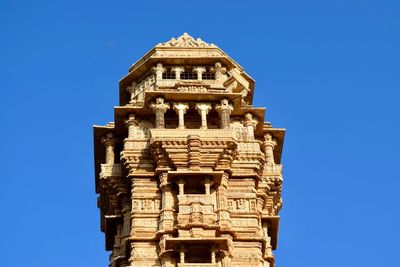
left=93, top=33, right=285, bottom=267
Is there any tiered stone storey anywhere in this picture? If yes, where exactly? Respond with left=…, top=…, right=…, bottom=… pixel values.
left=93, top=33, right=285, bottom=267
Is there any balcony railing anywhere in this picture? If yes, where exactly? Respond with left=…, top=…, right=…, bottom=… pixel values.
left=178, top=194, right=214, bottom=205
left=263, top=164, right=282, bottom=174
left=178, top=263, right=220, bottom=267
left=100, top=164, right=122, bottom=178
left=150, top=129, right=236, bottom=139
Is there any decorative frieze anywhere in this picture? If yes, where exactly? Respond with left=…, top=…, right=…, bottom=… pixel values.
left=177, top=85, right=207, bottom=92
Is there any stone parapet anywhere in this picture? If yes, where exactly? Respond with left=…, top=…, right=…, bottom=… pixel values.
left=150, top=128, right=236, bottom=139
left=100, top=163, right=122, bottom=178
left=178, top=264, right=220, bottom=267
left=263, top=164, right=283, bottom=175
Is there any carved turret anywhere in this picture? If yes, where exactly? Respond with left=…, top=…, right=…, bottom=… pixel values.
left=93, top=33, right=285, bottom=267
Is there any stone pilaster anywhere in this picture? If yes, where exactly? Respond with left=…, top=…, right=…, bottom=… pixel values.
left=195, top=103, right=211, bottom=129
left=173, top=103, right=189, bottom=129
left=217, top=172, right=231, bottom=229
left=150, top=98, right=170, bottom=129
left=216, top=99, right=233, bottom=129
left=159, top=173, right=174, bottom=232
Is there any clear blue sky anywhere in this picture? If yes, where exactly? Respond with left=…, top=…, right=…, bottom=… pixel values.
left=1, top=0, right=399, bottom=266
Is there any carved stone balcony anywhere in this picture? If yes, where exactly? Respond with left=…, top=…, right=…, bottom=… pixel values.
left=178, top=263, right=220, bottom=267
left=178, top=194, right=214, bottom=206
left=100, top=164, right=122, bottom=178
left=177, top=194, right=217, bottom=229
left=150, top=129, right=237, bottom=171
left=156, top=78, right=222, bottom=89
left=150, top=128, right=236, bottom=139
left=127, top=73, right=227, bottom=104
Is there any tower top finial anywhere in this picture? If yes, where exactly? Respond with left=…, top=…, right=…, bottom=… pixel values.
left=156, top=33, right=216, bottom=48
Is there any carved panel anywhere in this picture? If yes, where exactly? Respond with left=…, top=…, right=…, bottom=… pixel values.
left=132, top=199, right=161, bottom=212
left=227, top=198, right=257, bottom=212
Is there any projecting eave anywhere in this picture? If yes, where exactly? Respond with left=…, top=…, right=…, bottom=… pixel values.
left=118, top=45, right=255, bottom=106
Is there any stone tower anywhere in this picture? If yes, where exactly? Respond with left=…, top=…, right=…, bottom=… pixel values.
left=93, top=33, right=285, bottom=267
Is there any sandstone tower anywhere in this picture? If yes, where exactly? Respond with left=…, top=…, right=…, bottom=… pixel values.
left=93, top=33, right=285, bottom=267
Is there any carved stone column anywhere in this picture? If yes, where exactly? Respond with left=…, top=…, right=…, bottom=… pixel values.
left=102, top=133, right=117, bottom=164
left=173, top=103, right=189, bottom=129
left=204, top=177, right=211, bottom=195
left=215, top=99, right=233, bottom=129
left=178, top=178, right=185, bottom=196
left=171, top=67, right=185, bottom=80
left=179, top=245, right=187, bottom=263
left=193, top=66, right=206, bottom=81
left=210, top=62, right=227, bottom=81
left=244, top=113, right=258, bottom=141
left=210, top=245, right=217, bottom=263
left=125, top=113, right=138, bottom=139
left=150, top=97, right=170, bottom=129
left=152, top=63, right=166, bottom=80
left=262, top=133, right=277, bottom=165
left=195, top=103, right=211, bottom=129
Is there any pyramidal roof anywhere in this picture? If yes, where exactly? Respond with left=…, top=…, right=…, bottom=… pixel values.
left=122, top=33, right=255, bottom=103
left=156, top=32, right=217, bottom=48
